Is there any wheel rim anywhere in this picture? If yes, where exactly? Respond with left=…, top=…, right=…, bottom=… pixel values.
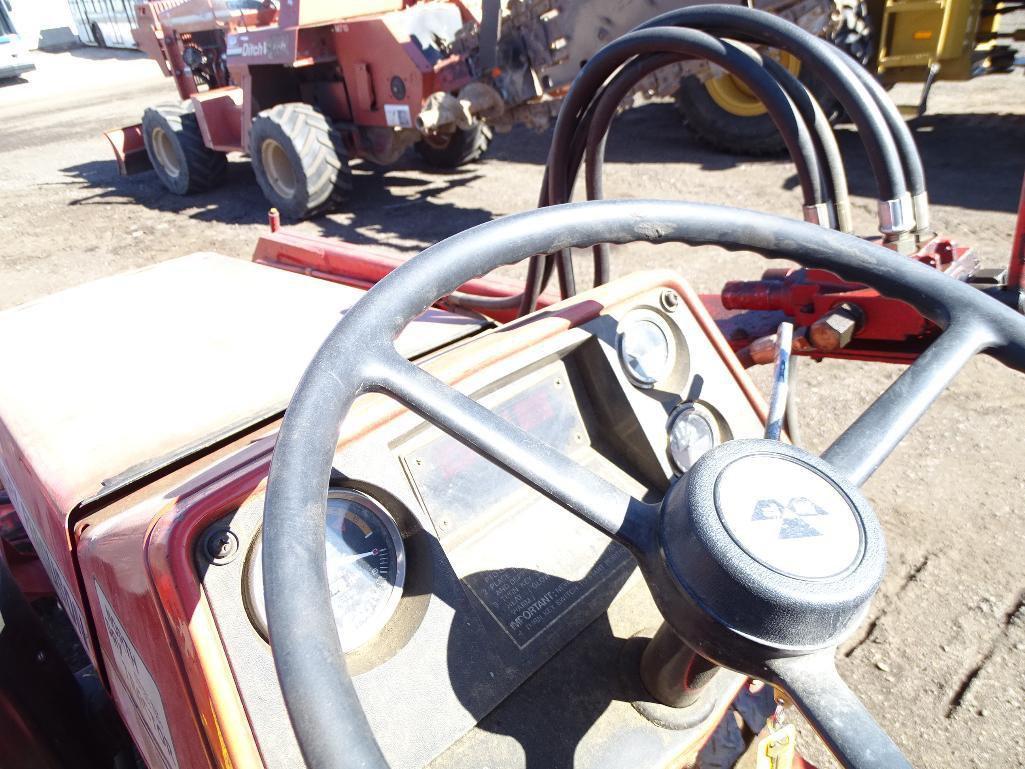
left=705, top=52, right=802, bottom=117
left=151, top=126, right=181, bottom=179
left=261, top=138, right=297, bottom=198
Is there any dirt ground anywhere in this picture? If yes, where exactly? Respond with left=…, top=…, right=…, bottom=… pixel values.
left=2, top=37, right=1024, bottom=769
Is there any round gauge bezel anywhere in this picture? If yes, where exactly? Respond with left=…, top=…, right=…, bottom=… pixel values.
left=666, top=401, right=724, bottom=475
left=616, top=310, right=676, bottom=389
left=244, top=488, right=407, bottom=653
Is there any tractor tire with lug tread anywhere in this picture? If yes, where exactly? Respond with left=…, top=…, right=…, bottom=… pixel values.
left=141, top=104, right=228, bottom=195
left=249, top=103, right=352, bottom=220
left=415, top=123, right=493, bottom=168
left=674, top=0, right=874, bottom=156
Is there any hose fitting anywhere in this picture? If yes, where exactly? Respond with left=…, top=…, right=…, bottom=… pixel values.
left=802, top=202, right=834, bottom=229
left=912, top=191, right=933, bottom=242
left=877, top=193, right=914, bottom=236
left=835, top=199, right=854, bottom=234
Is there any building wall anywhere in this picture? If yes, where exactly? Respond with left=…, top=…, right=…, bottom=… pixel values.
left=8, top=0, right=80, bottom=50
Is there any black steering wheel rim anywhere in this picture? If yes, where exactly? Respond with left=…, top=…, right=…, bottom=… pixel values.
left=263, top=199, right=1025, bottom=769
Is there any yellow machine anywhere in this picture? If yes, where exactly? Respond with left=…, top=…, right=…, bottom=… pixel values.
left=680, top=0, right=1023, bottom=152
left=873, top=0, right=1017, bottom=82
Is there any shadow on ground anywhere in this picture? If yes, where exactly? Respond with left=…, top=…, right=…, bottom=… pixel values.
left=66, top=46, right=149, bottom=62
left=58, top=155, right=497, bottom=248
left=57, top=101, right=761, bottom=246
left=58, top=102, right=1025, bottom=255
left=826, top=111, right=1025, bottom=215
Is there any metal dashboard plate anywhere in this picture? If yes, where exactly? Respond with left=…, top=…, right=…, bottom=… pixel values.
left=403, top=363, right=635, bottom=654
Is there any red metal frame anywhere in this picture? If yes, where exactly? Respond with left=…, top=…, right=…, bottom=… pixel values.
left=252, top=224, right=986, bottom=365
left=702, top=235, right=979, bottom=365
left=1009, top=171, right=1025, bottom=293
left=252, top=227, right=563, bottom=324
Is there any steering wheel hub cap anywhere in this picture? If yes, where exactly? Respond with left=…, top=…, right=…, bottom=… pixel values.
left=658, top=440, right=886, bottom=652
left=715, top=455, right=863, bottom=580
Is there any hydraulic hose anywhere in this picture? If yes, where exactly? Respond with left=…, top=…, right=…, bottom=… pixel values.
left=634, top=6, right=912, bottom=237
left=547, top=28, right=824, bottom=212
left=837, top=49, right=930, bottom=236
left=520, top=27, right=827, bottom=314
left=760, top=56, right=851, bottom=232
left=584, top=53, right=683, bottom=286
left=582, top=47, right=852, bottom=284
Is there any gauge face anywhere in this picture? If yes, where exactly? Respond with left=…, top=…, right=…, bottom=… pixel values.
left=246, top=490, right=405, bottom=654
left=618, top=317, right=671, bottom=388
left=667, top=404, right=718, bottom=474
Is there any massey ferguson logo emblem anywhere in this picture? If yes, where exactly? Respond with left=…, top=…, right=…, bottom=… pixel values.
left=751, top=497, right=830, bottom=540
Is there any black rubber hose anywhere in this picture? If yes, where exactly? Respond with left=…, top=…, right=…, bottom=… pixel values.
left=520, top=27, right=826, bottom=313
left=760, top=56, right=850, bottom=229
left=584, top=53, right=683, bottom=285
left=837, top=48, right=928, bottom=234
left=548, top=28, right=824, bottom=211
left=583, top=47, right=850, bottom=282
left=838, top=49, right=925, bottom=197
left=634, top=6, right=907, bottom=204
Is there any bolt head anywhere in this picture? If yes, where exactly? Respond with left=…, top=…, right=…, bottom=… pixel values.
left=660, top=289, right=681, bottom=312
left=204, top=529, right=239, bottom=563
left=809, top=306, right=860, bottom=351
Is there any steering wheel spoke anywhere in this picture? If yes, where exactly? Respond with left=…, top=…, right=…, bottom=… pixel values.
left=264, top=200, right=1025, bottom=769
left=375, top=354, right=659, bottom=555
left=822, top=321, right=995, bottom=486
left=764, top=652, right=912, bottom=769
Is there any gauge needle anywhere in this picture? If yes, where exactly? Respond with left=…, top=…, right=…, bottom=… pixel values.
left=337, top=549, right=378, bottom=565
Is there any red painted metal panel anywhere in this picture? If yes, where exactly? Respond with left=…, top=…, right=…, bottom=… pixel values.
left=79, top=500, right=218, bottom=769
left=0, top=425, right=98, bottom=664
left=251, top=229, right=562, bottom=323
left=191, top=87, right=244, bottom=152
left=0, top=254, right=482, bottom=518
left=1009, top=172, right=1025, bottom=293
left=104, top=124, right=152, bottom=176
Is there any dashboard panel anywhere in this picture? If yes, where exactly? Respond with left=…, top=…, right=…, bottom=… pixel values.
left=197, top=273, right=767, bottom=769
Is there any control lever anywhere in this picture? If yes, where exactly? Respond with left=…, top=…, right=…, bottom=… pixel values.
left=765, top=321, right=794, bottom=441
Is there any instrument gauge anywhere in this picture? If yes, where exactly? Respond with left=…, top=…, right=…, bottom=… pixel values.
left=618, top=317, right=672, bottom=388
left=246, top=489, right=406, bottom=653
left=667, top=403, right=720, bottom=474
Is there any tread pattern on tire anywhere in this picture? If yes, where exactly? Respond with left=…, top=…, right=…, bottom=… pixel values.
left=674, top=81, right=788, bottom=157
left=250, top=102, right=352, bottom=219
left=415, top=123, right=493, bottom=168
left=673, top=0, right=874, bottom=156
left=142, top=104, right=228, bottom=194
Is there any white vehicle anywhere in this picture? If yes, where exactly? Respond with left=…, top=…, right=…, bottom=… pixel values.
left=67, top=0, right=138, bottom=49
left=0, top=1, right=33, bottom=80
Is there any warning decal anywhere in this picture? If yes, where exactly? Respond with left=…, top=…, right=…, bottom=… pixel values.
left=384, top=103, right=413, bottom=128
left=95, top=581, right=181, bottom=769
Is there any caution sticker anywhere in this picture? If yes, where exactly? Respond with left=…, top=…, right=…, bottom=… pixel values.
left=385, top=104, right=413, bottom=128
left=95, top=581, right=181, bottom=769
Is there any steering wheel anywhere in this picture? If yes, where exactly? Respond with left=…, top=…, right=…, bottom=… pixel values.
left=263, top=200, right=1025, bottom=769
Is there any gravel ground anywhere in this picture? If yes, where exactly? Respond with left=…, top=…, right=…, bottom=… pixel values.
left=1, top=35, right=1024, bottom=769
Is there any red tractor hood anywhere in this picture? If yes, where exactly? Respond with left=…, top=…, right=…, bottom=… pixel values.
left=0, top=253, right=485, bottom=517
